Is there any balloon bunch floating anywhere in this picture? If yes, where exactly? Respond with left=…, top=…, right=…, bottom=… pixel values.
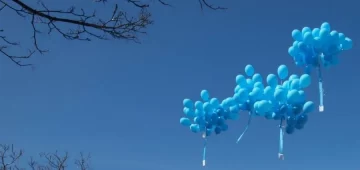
left=179, top=22, right=353, bottom=166
left=232, top=64, right=315, bottom=160
left=288, top=22, right=353, bottom=112
left=180, top=90, right=237, bottom=166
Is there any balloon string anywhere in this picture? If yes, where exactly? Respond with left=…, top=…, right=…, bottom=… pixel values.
left=202, top=132, right=207, bottom=167
left=278, top=118, right=285, bottom=160
left=317, top=65, right=324, bottom=112
left=236, top=112, right=252, bottom=144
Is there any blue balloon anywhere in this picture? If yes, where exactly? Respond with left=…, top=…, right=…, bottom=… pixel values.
left=264, top=86, right=275, bottom=100
left=266, top=74, right=278, bottom=87
left=287, top=89, right=300, bottom=104
left=250, top=87, right=263, bottom=100
left=302, top=101, right=315, bottom=114
left=210, top=98, right=220, bottom=108
left=246, top=79, right=254, bottom=89
left=214, top=126, right=222, bottom=134
left=245, top=65, right=255, bottom=76
left=236, top=75, right=247, bottom=87
left=195, top=109, right=204, bottom=116
left=286, top=126, right=295, bottom=134
left=195, top=101, right=203, bottom=110
left=297, top=115, right=308, bottom=125
left=287, top=116, right=297, bottom=126
left=194, top=116, right=203, bottom=124
left=297, top=90, right=306, bottom=104
left=290, top=79, right=300, bottom=90
left=254, top=82, right=264, bottom=90
left=252, top=73, right=263, bottom=83
left=274, top=88, right=287, bottom=103
left=256, top=100, right=272, bottom=115
left=183, top=107, right=195, bottom=117
left=180, top=117, right=192, bottom=127
left=321, top=22, right=331, bottom=31
left=303, top=32, right=314, bottom=45
left=338, top=33, right=345, bottom=43
left=302, top=27, right=311, bottom=37
left=183, top=99, right=193, bottom=108
left=312, top=28, right=320, bottom=37
left=203, top=102, right=212, bottom=113
left=201, top=90, right=210, bottom=101
left=190, top=124, right=200, bottom=133
left=288, top=74, right=299, bottom=81
left=342, top=37, right=353, bottom=50
left=292, top=29, right=302, bottom=41
left=277, top=65, right=289, bottom=80
left=299, top=74, right=311, bottom=88
left=319, top=28, right=330, bottom=42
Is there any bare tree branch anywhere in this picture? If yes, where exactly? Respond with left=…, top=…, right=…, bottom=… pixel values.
left=0, top=144, right=23, bottom=170
left=0, top=0, right=225, bottom=66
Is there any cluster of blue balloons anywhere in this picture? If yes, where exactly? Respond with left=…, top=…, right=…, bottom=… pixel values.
left=288, top=22, right=353, bottom=112
left=180, top=64, right=316, bottom=134
left=179, top=22, right=352, bottom=166
left=180, top=90, right=235, bottom=136
left=288, top=22, right=353, bottom=70
left=232, top=64, right=315, bottom=134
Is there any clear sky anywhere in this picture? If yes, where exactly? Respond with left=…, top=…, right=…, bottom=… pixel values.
left=0, top=0, right=359, bottom=169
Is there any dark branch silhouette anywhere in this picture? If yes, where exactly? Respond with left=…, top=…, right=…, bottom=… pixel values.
left=0, top=144, right=91, bottom=170
left=0, top=0, right=225, bottom=66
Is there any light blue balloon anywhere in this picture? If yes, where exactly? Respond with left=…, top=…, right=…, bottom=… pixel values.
left=287, top=89, right=300, bottom=104
left=277, top=65, right=289, bottom=80
left=201, top=90, right=210, bottom=101
left=290, top=79, right=300, bottom=90
left=183, top=99, right=193, bottom=108
left=210, top=98, right=220, bottom=108
left=183, top=107, right=195, bottom=117
left=264, top=86, right=274, bottom=100
left=312, top=28, right=320, bottom=37
left=195, top=101, right=203, bottom=110
left=298, top=90, right=306, bottom=104
left=303, top=32, right=313, bottom=45
left=245, top=64, right=255, bottom=77
left=303, top=101, right=315, bottom=114
left=195, top=109, right=204, bottom=116
left=292, top=29, right=302, bottom=41
left=342, top=37, right=353, bottom=50
left=250, top=87, right=263, bottom=100
left=256, top=100, right=272, bottom=115
left=252, top=73, right=263, bottom=83
left=288, top=46, right=298, bottom=57
left=289, top=74, right=299, bottom=81
left=302, top=27, right=311, bottom=37
left=338, top=33, right=345, bottom=43
left=274, top=88, right=287, bottom=103
left=246, top=78, right=254, bottom=89
left=190, top=124, right=200, bottom=133
left=330, top=31, right=340, bottom=44
left=237, top=88, right=249, bottom=103
left=234, top=85, right=241, bottom=93
left=180, top=117, right=191, bottom=127
left=193, top=116, right=203, bottom=124
left=266, top=74, right=278, bottom=87
left=236, top=74, right=247, bottom=87
left=319, top=28, right=330, bottom=42
left=254, top=82, right=264, bottom=90
left=203, top=102, right=212, bottom=113
left=321, top=22, right=331, bottom=31
left=282, top=80, right=290, bottom=89
left=299, top=74, right=311, bottom=88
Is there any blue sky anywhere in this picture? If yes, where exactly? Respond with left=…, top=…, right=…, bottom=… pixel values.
left=0, top=0, right=359, bottom=169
